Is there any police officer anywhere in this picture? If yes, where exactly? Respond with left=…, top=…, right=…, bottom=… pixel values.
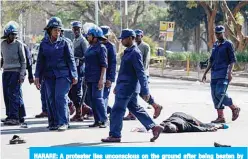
left=34, top=17, right=78, bottom=131
left=100, top=26, right=117, bottom=115
left=85, top=26, right=108, bottom=128
left=1, top=21, right=26, bottom=125
left=124, top=29, right=163, bottom=120
left=35, top=31, right=49, bottom=118
left=101, top=29, right=163, bottom=143
left=69, top=21, right=90, bottom=121
left=202, top=25, right=240, bottom=123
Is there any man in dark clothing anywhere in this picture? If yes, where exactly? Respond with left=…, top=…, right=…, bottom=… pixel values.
left=202, top=25, right=240, bottom=123
left=160, top=112, right=228, bottom=133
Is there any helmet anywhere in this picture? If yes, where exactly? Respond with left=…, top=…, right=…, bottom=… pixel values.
left=134, top=29, right=144, bottom=36
left=45, top=17, right=62, bottom=30
left=100, top=26, right=111, bottom=37
left=87, top=26, right=106, bottom=39
left=118, top=29, right=136, bottom=39
left=71, top=21, right=82, bottom=28
left=215, top=25, right=225, bottom=33
left=2, top=21, right=19, bottom=38
left=82, top=22, right=97, bottom=34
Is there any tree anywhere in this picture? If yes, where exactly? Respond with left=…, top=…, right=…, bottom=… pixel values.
left=165, top=1, right=205, bottom=51
left=197, top=1, right=248, bottom=51
left=220, top=1, right=248, bottom=51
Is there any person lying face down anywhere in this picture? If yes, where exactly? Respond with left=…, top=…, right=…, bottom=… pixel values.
left=160, top=112, right=228, bottom=133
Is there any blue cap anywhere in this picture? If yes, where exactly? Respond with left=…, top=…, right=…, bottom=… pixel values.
left=71, top=21, right=82, bottom=28
left=215, top=25, right=225, bottom=33
left=118, top=29, right=136, bottom=39
left=134, top=29, right=144, bottom=36
left=100, top=26, right=110, bottom=36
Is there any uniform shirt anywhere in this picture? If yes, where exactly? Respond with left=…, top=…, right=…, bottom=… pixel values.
left=34, top=36, right=77, bottom=79
left=85, top=41, right=108, bottom=82
left=103, top=41, right=117, bottom=82
left=210, top=39, right=236, bottom=79
left=137, top=41, right=150, bottom=76
left=73, top=34, right=89, bottom=59
left=116, top=45, right=149, bottom=96
left=1, top=39, right=26, bottom=77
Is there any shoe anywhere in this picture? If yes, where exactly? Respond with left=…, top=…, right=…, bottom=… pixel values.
left=101, top=136, right=121, bottom=142
left=232, top=107, right=240, bottom=121
left=150, top=125, right=163, bottom=142
left=123, top=114, right=136, bottom=120
left=214, top=142, right=231, bottom=147
left=68, top=103, right=75, bottom=115
left=20, top=123, right=28, bottom=128
left=58, top=124, right=68, bottom=131
left=211, top=117, right=226, bottom=123
left=4, top=119, right=20, bottom=126
left=70, top=114, right=84, bottom=122
left=99, top=122, right=108, bottom=128
left=81, top=104, right=92, bottom=117
left=153, top=105, right=163, bottom=119
left=89, top=122, right=100, bottom=127
left=9, top=135, right=26, bottom=144
left=49, top=126, right=58, bottom=131
left=35, top=112, right=48, bottom=118
left=1, top=117, right=9, bottom=123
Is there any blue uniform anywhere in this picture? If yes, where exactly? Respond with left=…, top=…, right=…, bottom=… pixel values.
left=210, top=40, right=236, bottom=109
left=85, top=41, right=108, bottom=123
left=35, top=36, right=77, bottom=127
left=103, top=41, right=117, bottom=112
left=109, top=45, right=155, bottom=138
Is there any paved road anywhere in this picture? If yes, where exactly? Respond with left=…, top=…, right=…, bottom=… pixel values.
left=1, top=77, right=248, bottom=159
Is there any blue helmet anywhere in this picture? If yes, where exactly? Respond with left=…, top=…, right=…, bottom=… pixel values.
left=215, top=25, right=225, bottom=33
left=45, top=17, right=62, bottom=30
left=100, top=26, right=110, bottom=37
left=2, top=21, right=19, bottom=39
left=87, top=26, right=107, bottom=39
left=134, top=29, right=144, bottom=36
left=71, top=21, right=82, bottom=28
left=118, top=29, right=136, bottom=39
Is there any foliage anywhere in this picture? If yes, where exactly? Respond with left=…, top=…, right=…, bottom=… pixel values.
left=167, top=52, right=210, bottom=62
left=142, top=36, right=158, bottom=56
left=236, top=52, right=248, bottom=63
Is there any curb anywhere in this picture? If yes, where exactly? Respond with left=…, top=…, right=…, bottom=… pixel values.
left=150, top=73, right=248, bottom=88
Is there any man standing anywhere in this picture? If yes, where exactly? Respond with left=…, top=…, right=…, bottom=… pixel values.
left=100, top=26, right=117, bottom=114
left=1, top=21, right=26, bottom=125
left=202, top=25, right=240, bottom=123
left=124, top=29, right=163, bottom=120
left=101, top=29, right=163, bottom=143
left=69, top=21, right=90, bottom=122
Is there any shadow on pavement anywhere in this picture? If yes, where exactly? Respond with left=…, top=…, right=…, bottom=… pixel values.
left=51, top=141, right=149, bottom=147
left=1, top=125, right=93, bottom=135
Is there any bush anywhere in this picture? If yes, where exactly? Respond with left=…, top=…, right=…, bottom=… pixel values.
left=142, top=36, right=158, bottom=56
left=236, top=52, right=248, bottom=63
left=167, top=52, right=187, bottom=61
left=189, top=52, right=210, bottom=62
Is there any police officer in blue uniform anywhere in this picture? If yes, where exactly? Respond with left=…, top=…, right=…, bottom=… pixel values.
left=85, top=26, right=108, bottom=128
left=100, top=26, right=117, bottom=114
left=69, top=21, right=90, bottom=121
left=124, top=29, right=163, bottom=120
left=1, top=21, right=26, bottom=125
left=202, top=25, right=240, bottom=123
left=34, top=17, right=78, bottom=131
left=101, top=29, right=163, bottom=143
